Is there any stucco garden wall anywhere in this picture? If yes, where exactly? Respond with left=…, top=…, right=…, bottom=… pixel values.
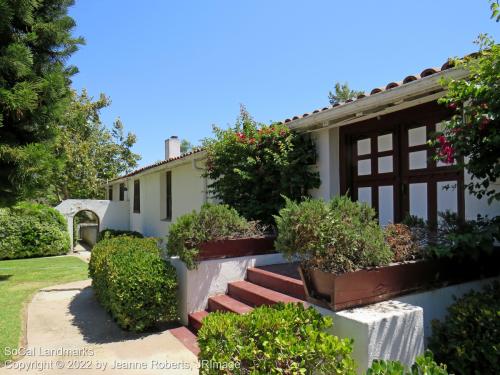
left=55, top=199, right=129, bottom=250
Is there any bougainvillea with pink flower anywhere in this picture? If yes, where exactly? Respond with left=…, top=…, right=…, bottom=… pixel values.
left=203, top=106, right=320, bottom=224
left=432, top=36, right=499, bottom=202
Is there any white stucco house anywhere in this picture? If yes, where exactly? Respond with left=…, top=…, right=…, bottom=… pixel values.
left=54, top=58, right=500, bottom=371
left=99, top=61, right=498, bottom=239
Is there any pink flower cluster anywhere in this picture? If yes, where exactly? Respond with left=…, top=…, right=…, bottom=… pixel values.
left=437, top=135, right=455, bottom=164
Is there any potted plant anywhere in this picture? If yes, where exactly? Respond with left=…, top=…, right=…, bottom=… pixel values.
left=274, top=196, right=499, bottom=311
left=167, top=203, right=274, bottom=270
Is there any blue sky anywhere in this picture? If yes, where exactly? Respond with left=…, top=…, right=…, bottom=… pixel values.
left=68, top=1, right=499, bottom=167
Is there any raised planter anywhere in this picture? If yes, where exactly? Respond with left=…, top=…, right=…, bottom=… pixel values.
left=299, top=250, right=500, bottom=311
left=197, top=236, right=276, bottom=261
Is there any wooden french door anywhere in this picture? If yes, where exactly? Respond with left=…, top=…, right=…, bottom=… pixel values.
left=340, top=102, right=464, bottom=226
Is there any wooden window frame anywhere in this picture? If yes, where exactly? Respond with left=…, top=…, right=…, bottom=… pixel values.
left=119, top=183, right=125, bottom=201
left=133, top=180, right=140, bottom=213
left=339, top=102, right=464, bottom=225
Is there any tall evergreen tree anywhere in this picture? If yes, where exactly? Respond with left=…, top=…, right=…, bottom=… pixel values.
left=328, top=82, right=363, bottom=105
left=0, top=0, right=83, bottom=204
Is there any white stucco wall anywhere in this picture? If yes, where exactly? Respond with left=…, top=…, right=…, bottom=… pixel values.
left=116, top=161, right=207, bottom=239
left=55, top=199, right=130, bottom=250
left=310, top=127, right=341, bottom=201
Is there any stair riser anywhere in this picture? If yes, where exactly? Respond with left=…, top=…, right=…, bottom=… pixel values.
left=208, top=298, right=253, bottom=314
left=247, top=269, right=306, bottom=300
left=228, top=284, right=283, bottom=307
left=188, top=316, right=203, bottom=333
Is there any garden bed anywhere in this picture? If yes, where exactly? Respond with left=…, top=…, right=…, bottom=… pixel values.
left=197, top=236, right=276, bottom=261
left=299, top=250, right=500, bottom=311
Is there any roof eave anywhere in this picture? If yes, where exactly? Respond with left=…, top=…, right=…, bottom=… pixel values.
left=288, top=68, right=468, bottom=131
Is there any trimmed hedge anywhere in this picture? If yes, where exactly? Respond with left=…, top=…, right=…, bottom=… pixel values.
left=89, top=236, right=178, bottom=332
left=98, top=229, right=144, bottom=242
left=0, top=202, right=70, bottom=259
left=197, top=302, right=356, bottom=374
left=428, top=281, right=500, bottom=375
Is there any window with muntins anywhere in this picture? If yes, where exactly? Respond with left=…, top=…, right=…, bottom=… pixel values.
left=133, top=180, right=140, bottom=213
left=340, top=103, right=464, bottom=227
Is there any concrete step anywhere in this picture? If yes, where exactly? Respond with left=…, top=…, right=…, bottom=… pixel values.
left=188, top=310, right=209, bottom=333
left=169, top=326, right=199, bottom=356
left=208, top=294, right=253, bottom=314
left=247, top=267, right=306, bottom=300
left=228, top=280, right=304, bottom=307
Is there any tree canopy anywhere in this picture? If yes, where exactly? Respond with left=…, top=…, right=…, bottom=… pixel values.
left=328, top=82, right=363, bottom=106
left=17, top=90, right=140, bottom=203
left=0, top=0, right=84, bottom=204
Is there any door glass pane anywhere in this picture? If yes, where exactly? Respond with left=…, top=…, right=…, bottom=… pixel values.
left=437, top=181, right=458, bottom=217
left=378, top=186, right=394, bottom=226
left=408, top=126, right=427, bottom=147
left=377, top=134, right=393, bottom=152
left=357, top=138, right=371, bottom=156
left=409, top=151, right=427, bottom=170
left=437, top=159, right=456, bottom=167
left=409, top=183, right=427, bottom=220
left=357, top=159, right=371, bottom=176
left=357, top=187, right=372, bottom=206
left=378, top=156, right=393, bottom=173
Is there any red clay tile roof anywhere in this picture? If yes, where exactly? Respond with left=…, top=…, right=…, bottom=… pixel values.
left=109, top=148, right=204, bottom=182
left=279, top=60, right=457, bottom=125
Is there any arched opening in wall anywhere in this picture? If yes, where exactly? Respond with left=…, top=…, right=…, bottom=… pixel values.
left=73, top=210, right=100, bottom=251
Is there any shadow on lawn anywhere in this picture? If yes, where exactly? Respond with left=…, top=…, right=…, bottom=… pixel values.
left=0, top=274, right=12, bottom=282
left=68, top=286, right=180, bottom=344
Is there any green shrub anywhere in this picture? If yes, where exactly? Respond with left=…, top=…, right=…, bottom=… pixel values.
left=366, top=351, right=448, bottom=374
left=197, top=303, right=356, bottom=374
left=428, top=281, right=500, bottom=375
left=384, top=223, right=422, bottom=262
left=428, top=212, right=499, bottom=261
left=89, top=237, right=178, bottom=332
left=98, top=229, right=144, bottom=242
left=403, top=212, right=499, bottom=261
left=274, top=196, right=392, bottom=274
left=0, top=202, right=70, bottom=259
left=167, top=203, right=264, bottom=270
left=203, top=106, right=320, bottom=224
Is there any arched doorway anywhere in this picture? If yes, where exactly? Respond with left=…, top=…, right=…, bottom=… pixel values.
left=73, top=210, right=100, bottom=250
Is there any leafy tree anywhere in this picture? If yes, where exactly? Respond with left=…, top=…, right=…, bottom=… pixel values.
left=491, top=0, right=500, bottom=21
left=328, top=82, right=364, bottom=105
left=432, top=35, right=499, bottom=202
left=0, top=0, right=83, bottom=205
left=203, top=106, right=320, bottom=224
left=180, top=139, right=193, bottom=153
left=17, top=90, right=140, bottom=203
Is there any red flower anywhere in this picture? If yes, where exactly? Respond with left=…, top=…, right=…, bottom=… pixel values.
left=448, top=103, right=457, bottom=111
left=437, top=135, right=447, bottom=145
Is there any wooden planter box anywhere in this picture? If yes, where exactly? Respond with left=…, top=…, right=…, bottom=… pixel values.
left=299, top=250, right=500, bottom=311
left=197, top=237, right=276, bottom=261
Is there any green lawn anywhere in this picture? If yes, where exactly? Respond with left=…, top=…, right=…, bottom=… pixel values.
left=0, top=256, right=88, bottom=364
